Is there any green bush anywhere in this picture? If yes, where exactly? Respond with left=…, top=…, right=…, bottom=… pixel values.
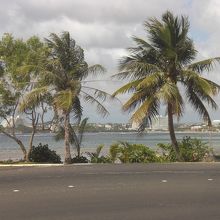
left=87, top=145, right=110, bottom=163
left=110, top=142, right=160, bottom=163
left=213, top=155, right=220, bottom=162
left=71, top=156, right=89, bottom=163
left=29, top=143, right=61, bottom=163
left=158, top=136, right=213, bottom=162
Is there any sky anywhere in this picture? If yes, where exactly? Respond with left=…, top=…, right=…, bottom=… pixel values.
left=1, top=0, right=220, bottom=123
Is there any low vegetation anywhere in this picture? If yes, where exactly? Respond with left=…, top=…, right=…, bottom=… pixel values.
left=87, top=137, right=213, bottom=164
left=29, top=143, right=61, bottom=163
left=0, top=136, right=215, bottom=164
left=157, top=137, right=213, bottom=162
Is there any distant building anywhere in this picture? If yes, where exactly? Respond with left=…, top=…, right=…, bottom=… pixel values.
left=131, top=121, right=140, bottom=130
left=151, top=115, right=168, bottom=130
left=212, top=120, right=220, bottom=127
left=104, top=124, right=112, bottom=130
left=190, top=125, right=202, bottom=131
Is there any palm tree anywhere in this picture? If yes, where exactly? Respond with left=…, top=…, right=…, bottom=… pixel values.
left=22, top=32, right=110, bottom=164
left=113, top=11, right=220, bottom=161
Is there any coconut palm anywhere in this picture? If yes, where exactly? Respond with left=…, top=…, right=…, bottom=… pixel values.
left=113, top=11, right=220, bottom=161
left=22, top=32, right=110, bottom=164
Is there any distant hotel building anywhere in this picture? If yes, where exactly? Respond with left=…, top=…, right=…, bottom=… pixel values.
left=150, top=115, right=168, bottom=131
left=131, top=115, right=168, bottom=131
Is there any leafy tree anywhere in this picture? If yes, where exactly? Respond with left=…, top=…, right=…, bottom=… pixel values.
left=0, top=34, right=48, bottom=161
left=19, top=36, right=49, bottom=160
left=23, top=32, right=110, bottom=164
left=0, top=34, right=29, bottom=160
left=113, top=11, right=220, bottom=161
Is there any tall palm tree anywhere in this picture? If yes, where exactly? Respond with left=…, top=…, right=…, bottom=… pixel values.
left=22, top=32, right=110, bottom=164
left=113, top=11, right=220, bottom=161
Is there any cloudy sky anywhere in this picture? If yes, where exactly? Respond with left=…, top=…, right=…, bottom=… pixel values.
left=1, top=0, right=220, bottom=123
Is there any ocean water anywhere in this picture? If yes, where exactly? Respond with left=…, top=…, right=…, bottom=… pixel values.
left=0, top=132, right=219, bottom=160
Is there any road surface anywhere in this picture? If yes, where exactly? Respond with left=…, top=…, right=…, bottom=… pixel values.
left=0, top=163, right=220, bottom=220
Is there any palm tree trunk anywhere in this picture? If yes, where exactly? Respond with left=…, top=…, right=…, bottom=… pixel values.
left=64, top=112, right=72, bottom=164
left=167, top=103, right=182, bottom=161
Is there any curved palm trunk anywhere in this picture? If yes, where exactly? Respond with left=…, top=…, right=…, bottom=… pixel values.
left=0, top=129, right=27, bottom=161
left=64, top=113, right=72, bottom=164
left=167, top=103, right=182, bottom=161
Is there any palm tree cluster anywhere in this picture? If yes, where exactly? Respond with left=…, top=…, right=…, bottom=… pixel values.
left=0, top=11, right=220, bottom=163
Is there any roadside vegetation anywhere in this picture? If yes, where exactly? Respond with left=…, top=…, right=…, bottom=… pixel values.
left=0, top=136, right=216, bottom=164
left=1, top=11, right=220, bottom=164
left=86, top=137, right=214, bottom=164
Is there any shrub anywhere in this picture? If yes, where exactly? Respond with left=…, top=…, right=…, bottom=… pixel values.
left=71, top=156, right=89, bottom=163
left=29, top=143, right=61, bottom=163
left=87, top=145, right=110, bottom=163
left=109, top=143, right=121, bottom=163
left=110, top=142, right=160, bottom=163
left=157, top=136, right=213, bottom=162
left=213, top=155, right=220, bottom=162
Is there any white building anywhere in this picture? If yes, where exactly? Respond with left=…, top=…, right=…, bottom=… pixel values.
left=151, top=115, right=168, bottom=130
left=104, top=124, right=112, bottom=130
left=212, top=120, right=220, bottom=127
left=131, top=121, right=140, bottom=130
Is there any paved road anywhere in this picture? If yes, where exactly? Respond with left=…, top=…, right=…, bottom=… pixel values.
left=1, top=163, right=220, bottom=220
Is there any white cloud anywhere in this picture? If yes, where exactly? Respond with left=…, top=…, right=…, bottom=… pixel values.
left=1, top=0, right=220, bottom=122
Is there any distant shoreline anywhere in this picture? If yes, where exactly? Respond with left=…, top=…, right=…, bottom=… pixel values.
left=0, top=130, right=219, bottom=136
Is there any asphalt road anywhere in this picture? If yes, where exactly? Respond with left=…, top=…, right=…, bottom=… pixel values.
left=1, top=163, right=220, bottom=220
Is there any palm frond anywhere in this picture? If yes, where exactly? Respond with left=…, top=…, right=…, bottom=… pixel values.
left=88, top=64, right=106, bottom=75
left=182, top=70, right=220, bottom=108
left=78, top=117, right=89, bottom=146
left=116, top=57, right=161, bottom=80
left=81, top=91, right=109, bottom=117
left=19, top=86, right=49, bottom=111
left=156, top=82, right=184, bottom=118
left=112, top=79, right=142, bottom=97
left=131, top=36, right=155, bottom=51
left=71, top=96, right=83, bottom=123
left=185, top=88, right=212, bottom=125
left=136, top=72, right=164, bottom=90
left=122, top=90, right=148, bottom=113
left=54, top=124, right=80, bottom=149
left=82, top=86, right=115, bottom=102
left=131, top=96, right=159, bottom=125
left=53, top=89, right=74, bottom=112
left=187, top=57, right=220, bottom=73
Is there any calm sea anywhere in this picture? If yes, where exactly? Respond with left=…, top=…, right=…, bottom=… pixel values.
left=0, top=132, right=219, bottom=160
